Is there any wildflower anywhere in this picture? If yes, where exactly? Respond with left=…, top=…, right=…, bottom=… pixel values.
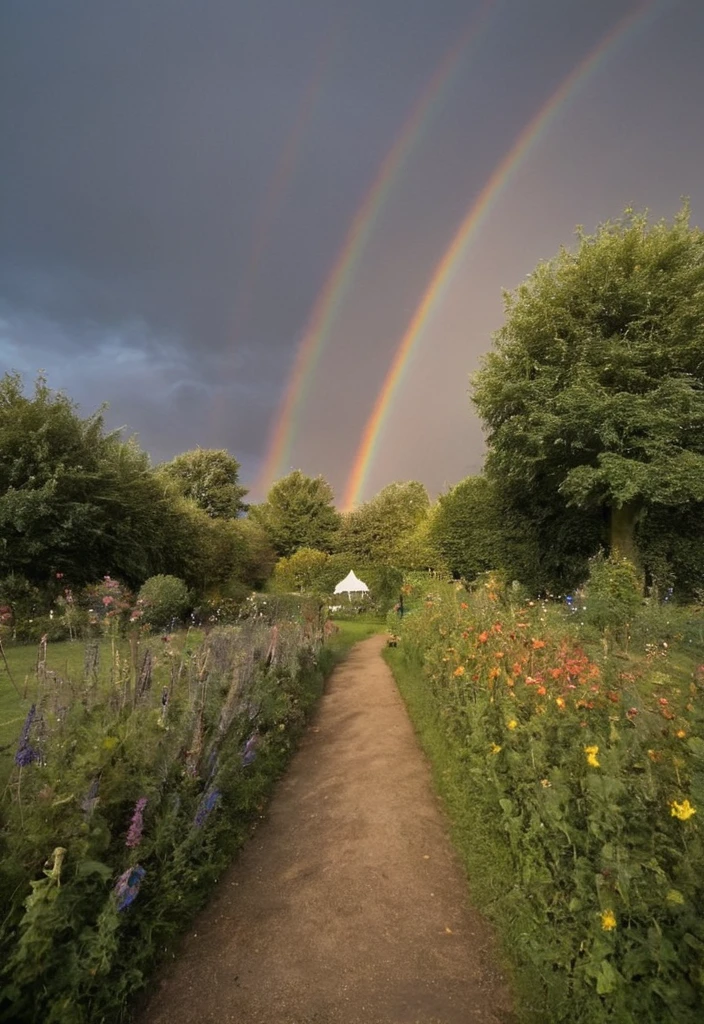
left=126, top=797, right=148, bottom=848
left=670, top=799, right=696, bottom=821
left=453, top=665, right=465, bottom=677
left=460, top=602, right=468, bottom=610
left=584, top=744, right=600, bottom=768
left=555, top=697, right=565, bottom=709
left=537, top=685, right=547, bottom=696
left=507, top=719, right=518, bottom=731
left=532, top=639, right=546, bottom=650
left=540, top=779, right=551, bottom=788
left=194, top=788, right=221, bottom=828
left=490, top=743, right=502, bottom=754
left=647, top=749, right=661, bottom=762
left=600, top=909, right=617, bottom=931
left=15, top=705, right=40, bottom=767
left=626, top=707, right=638, bottom=721
left=242, top=733, right=258, bottom=766
left=114, top=865, right=146, bottom=911
left=488, top=667, right=500, bottom=680
left=477, top=631, right=489, bottom=644
left=676, top=729, right=686, bottom=739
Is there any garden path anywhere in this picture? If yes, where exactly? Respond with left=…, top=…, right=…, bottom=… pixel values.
left=140, top=634, right=513, bottom=1024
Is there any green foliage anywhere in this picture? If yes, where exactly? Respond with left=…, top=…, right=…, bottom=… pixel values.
left=584, top=554, right=642, bottom=636
left=338, top=480, right=430, bottom=565
left=137, top=575, right=190, bottom=627
left=431, top=475, right=541, bottom=584
left=251, top=470, right=340, bottom=557
left=472, top=205, right=704, bottom=565
left=158, top=448, right=248, bottom=519
left=392, top=584, right=704, bottom=1022
left=272, top=547, right=330, bottom=592
left=0, top=618, right=336, bottom=1022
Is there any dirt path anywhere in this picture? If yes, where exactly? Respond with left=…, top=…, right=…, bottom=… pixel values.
left=141, top=635, right=513, bottom=1024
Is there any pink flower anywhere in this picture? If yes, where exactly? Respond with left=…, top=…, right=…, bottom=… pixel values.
left=126, top=797, right=148, bottom=848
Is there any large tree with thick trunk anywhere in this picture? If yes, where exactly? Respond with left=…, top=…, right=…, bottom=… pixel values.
left=471, top=206, right=704, bottom=572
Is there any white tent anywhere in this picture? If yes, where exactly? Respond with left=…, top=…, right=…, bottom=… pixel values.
left=333, top=570, right=370, bottom=600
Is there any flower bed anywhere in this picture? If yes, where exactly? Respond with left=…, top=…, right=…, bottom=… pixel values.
left=393, top=581, right=704, bottom=1023
left=0, top=620, right=330, bottom=1023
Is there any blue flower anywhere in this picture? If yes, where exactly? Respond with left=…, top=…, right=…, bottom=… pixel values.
left=15, top=705, right=40, bottom=767
left=194, top=788, right=221, bottom=828
left=114, top=865, right=146, bottom=911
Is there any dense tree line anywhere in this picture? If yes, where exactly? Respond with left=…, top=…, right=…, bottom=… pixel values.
left=5, top=206, right=703, bottom=612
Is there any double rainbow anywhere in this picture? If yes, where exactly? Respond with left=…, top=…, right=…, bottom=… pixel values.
left=343, top=0, right=670, bottom=510
left=256, top=1, right=499, bottom=494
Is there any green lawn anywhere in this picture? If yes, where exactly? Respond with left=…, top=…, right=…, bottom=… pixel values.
left=0, top=617, right=383, bottom=779
left=0, top=630, right=203, bottom=775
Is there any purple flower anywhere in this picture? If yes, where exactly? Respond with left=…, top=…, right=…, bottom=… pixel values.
left=126, top=797, right=148, bottom=848
left=194, top=788, right=221, bottom=828
left=15, top=705, right=40, bottom=767
left=114, top=865, right=146, bottom=911
left=242, top=733, right=258, bottom=767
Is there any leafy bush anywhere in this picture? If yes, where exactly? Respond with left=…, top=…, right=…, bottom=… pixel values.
left=584, top=554, right=642, bottom=637
left=394, top=582, right=704, bottom=1022
left=136, top=575, right=190, bottom=628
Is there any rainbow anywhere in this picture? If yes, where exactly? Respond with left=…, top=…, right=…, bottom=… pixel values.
left=256, top=0, right=498, bottom=495
left=343, top=0, right=669, bottom=510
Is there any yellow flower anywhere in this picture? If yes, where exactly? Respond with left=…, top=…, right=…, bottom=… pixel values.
left=584, top=744, right=600, bottom=768
left=676, top=729, right=687, bottom=739
left=453, top=665, right=465, bottom=677
left=670, top=799, right=697, bottom=821
left=490, top=743, right=502, bottom=755
left=555, top=696, right=566, bottom=709
left=507, top=719, right=518, bottom=731
left=600, top=909, right=617, bottom=931
left=666, top=889, right=685, bottom=905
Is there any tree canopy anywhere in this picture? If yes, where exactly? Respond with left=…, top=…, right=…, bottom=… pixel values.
left=472, top=205, right=704, bottom=567
left=159, top=448, right=248, bottom=519
left=338, top=481, right=430, bottom=565
left=250, top=470, right=340, bottom=557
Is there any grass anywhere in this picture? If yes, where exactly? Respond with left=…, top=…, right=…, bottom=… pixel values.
left=0, top=616, right=383, bottom=778
left=384, top=646, right=552, bottom=1023
left=0, top=630, right=203, bottom=779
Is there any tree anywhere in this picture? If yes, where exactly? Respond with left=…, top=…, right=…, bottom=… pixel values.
left=272, top=548, right=330, bottom=592
left=430, top=476, right=541, bottom=584
left=472, top=206, right=704, bottom=567
left=338, top=481, right=430, bottom=564
left=0, top=373, right=186, bottom=587
left=250, top=471, right=340, bottom=557
left=159, top=448, right=248, bottom=519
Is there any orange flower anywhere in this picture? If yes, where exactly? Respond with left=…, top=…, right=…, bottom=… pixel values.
left=488, top=666, right=500, bottom=680
left=532, top=639, right=546, bottom=650
left=676, top=729, right=687, bottom=739
left=549, top=668, right=563, bottom=680
left=537, top=685, right=547, bottom=696
left=453, top=666, right=465, bottom=677
left=494, top=650, right=505, bottom=659
left=460, top=602, right=468, bottom=610
left=478, top=631, right=489, bottom=644
left=511, top=662, right=522, bottom=677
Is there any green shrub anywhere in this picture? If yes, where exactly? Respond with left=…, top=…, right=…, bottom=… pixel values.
left=136, top=575, right=190, bottom=628
left=584, top=554, right=642, bottom=637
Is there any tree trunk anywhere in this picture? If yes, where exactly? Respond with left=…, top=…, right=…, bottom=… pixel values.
left=608, top=500, right=641, bottom=565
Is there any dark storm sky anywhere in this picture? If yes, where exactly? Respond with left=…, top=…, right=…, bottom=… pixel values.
left=1, top=0, right=702, bottom=503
